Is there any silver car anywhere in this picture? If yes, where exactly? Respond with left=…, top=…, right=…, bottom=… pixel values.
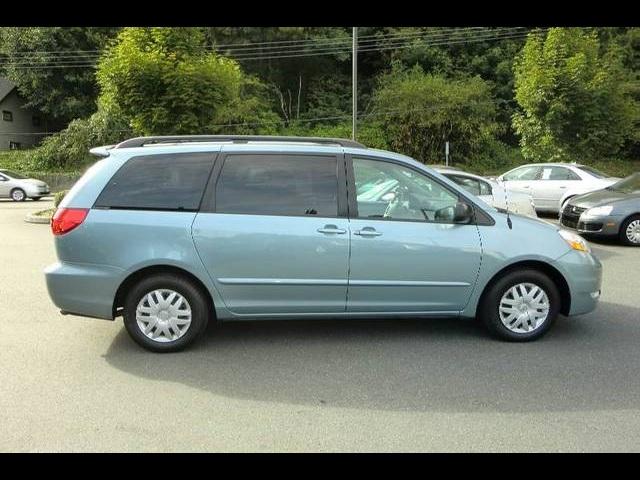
left=559, top=173, right=640, bottom=246
left=498, top=163, right=619, bottom=213
left=0, top=169, right=50, bottom=201
left=436, top=168, right=537, bottom=217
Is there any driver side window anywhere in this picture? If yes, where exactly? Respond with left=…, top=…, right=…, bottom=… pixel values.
left=353, top=157, right=458, bottom=223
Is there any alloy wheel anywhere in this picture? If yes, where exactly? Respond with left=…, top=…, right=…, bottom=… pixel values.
left=135, top=289, right=192, bottom=343
left=498, top=282, right=550, bottom=334
left=626, top=220, right=640, bottom=244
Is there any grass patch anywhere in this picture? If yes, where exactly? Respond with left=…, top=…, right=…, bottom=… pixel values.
left=32, top=208, right=56, bottom=219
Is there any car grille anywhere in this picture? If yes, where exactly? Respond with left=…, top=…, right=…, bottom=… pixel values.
left=578, top=221, right=603, bottom=232
left=560, top=205, right=587, bottom=229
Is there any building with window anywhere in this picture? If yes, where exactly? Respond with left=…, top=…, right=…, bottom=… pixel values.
left=0, top=77, right=51, bottom=151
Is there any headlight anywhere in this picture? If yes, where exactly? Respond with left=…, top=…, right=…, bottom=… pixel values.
left=584, top=205, right=613, bottom=216
left=558, top=229, right=590, bottom=253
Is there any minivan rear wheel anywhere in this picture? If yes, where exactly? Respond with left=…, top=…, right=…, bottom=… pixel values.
left=123, top=273, right=210, bottom=352
left=478, top=269, right=560, bottom=342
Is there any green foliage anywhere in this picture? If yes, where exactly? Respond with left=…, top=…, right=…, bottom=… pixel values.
left=0, top=27, right=119, bottom=123
left=370, top=63, right=504, bottom=164
left=25, top=107, right=132, bottom=171
left=283, top=121, right=389, bottom=150
left=54, top=190, right=69, bottom=207
left=513, top=28, right=640, bottom=163
left=97, top=27, right=278, bottom=136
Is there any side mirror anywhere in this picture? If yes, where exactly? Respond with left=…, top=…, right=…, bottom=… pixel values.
left=453, top=201, right=473, bottom=224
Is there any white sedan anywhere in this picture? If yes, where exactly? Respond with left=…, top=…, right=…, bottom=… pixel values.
left=436, top=168, right=537, bottom=217
left=497, top=163, right=619, bottom=213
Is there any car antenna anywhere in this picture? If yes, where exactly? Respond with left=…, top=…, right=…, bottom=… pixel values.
left=501, top=175, right=513, bottom=230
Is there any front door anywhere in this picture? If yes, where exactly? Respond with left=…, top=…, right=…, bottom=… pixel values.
left=192, top=152, right=350, bottom=316
left=346, top=156, right=482, bottom=314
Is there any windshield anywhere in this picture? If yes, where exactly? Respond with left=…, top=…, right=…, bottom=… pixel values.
left=0, top=170, right=28, bottom=179
left=607, top=173, right=640, bottom=194
left=577, top=166, right=610, bottom=179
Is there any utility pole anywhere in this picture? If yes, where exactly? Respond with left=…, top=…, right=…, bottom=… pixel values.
left=445, top=141, right=450, bottom=167
left=352, top=27, right=358, bottom=141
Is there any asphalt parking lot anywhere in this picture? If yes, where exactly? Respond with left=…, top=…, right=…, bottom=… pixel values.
left=1, top=198, right=640, bottom=452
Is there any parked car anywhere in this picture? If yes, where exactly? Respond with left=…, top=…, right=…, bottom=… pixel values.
left=435, top=167, right=537, bottom=217
left=497, top=163, right=619, bottom=213
left=0, top=169, right=50, bottom=201
left=560, top=172, right=640, bottom=246
left=45, top=136, right=602, bottom=352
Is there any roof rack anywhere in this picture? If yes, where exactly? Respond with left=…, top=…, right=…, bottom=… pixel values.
left=114, top=135, right=366, bottom=149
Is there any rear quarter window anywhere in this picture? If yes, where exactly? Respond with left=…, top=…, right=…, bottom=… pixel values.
left=94, top=153, right=215, bottom=211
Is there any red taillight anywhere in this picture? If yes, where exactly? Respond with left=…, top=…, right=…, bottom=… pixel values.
left=51, top=208, right=89, bottom=236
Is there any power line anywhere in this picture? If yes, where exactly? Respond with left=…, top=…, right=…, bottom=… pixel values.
left=0, top=27, right=507, bottom=58
left=0, top=28, right=541, bottom=70
left=0, top=27, right=534, bottom=67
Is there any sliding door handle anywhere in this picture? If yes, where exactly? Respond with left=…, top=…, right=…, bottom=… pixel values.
left=354, top=228, right=383, bottom=237
left=317, top=225, right=346, bottom=234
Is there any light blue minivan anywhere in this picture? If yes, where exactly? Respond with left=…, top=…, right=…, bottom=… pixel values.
left=45, top=136, right=602, bottom=352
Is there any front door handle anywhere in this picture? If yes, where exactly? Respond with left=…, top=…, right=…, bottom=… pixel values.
left=317, top=225, right=346, bottom=234
left=354, top=227, right=383, bottom=237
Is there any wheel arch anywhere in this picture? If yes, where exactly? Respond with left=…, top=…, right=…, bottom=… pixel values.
left=112, top=264, right=215, bottom=319
left=10, top=186, right=26, bottom=197
left=476, top=260, right=571, bottom=316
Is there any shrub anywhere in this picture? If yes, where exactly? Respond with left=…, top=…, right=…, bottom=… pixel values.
left=26, top=107, right=132, bottom=171
left=371, top=63, right=504, bottom=164
left=54, top=190, right=69, bottom=207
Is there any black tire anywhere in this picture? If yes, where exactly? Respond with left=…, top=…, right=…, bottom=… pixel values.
left=31, top=196, right=42, bottom=201
left=10, top=188, right=26, bottom=202
left=123, top=273, right=211, bottom=352
left=478, top=269, right=560, bottom=342
left=619, top=214, right=640, bottom=247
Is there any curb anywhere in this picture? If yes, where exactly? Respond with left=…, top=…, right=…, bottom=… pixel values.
left=25, top=213, right=52, bottom=224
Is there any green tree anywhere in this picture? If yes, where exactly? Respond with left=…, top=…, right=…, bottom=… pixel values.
left=97, top=27, right=278, bottom=136
left=513, top=28, right=639, bottom=162
left=0, top=27, right=119, bottom=124
left=370, top=63, right=503, bottom=164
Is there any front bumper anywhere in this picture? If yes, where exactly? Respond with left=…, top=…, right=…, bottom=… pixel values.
left=560, top=206, right=622, bottom=236
left=25, top=186, right=50, bottom=197
left=553, top=249, right=603, bottom=316
left=44, top=261, right=124, bottom=320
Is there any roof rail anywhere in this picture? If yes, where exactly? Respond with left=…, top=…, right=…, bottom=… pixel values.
left=114, top=135, right=366, bottom=149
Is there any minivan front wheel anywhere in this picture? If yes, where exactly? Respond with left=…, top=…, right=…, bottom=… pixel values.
left=123, top=273, right=209, bottom=352
left=479, top=269, right=560, bottom=341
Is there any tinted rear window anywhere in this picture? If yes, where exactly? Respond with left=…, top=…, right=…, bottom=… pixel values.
left=95, top=153, right=214, bottom=211
left=215, top=154, right=338, bottom=216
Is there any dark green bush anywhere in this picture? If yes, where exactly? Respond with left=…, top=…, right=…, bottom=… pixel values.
left=54, top=190, right=69, bottom=207
left=27, top=107, right=132, bottom=171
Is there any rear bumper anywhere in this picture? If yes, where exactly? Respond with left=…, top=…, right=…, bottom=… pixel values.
left=44, top=261, right=124, bottom=320
left=553, top=250, right=603, bottom=316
